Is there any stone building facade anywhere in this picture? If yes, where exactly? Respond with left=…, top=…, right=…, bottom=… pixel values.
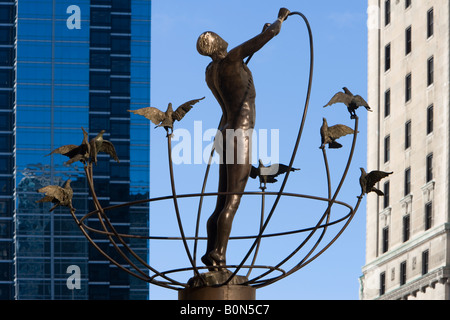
left=361, top=0, right=450, bottom=300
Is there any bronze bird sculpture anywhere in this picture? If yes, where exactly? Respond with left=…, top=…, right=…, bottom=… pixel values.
left=324, top=87, right=372, bottom=119
left=359, top=168, right=393, bottom=196
left=47, top=127, right=91, bottom=165
left=36, top=179, right=74, bottom=212
left=250, top=160, right=300, bottom=190
left=320, top=118, right=356, bottom=149
left=127, top=97, right=205, bottom=136
left=89, top=130, right=119, bottom=164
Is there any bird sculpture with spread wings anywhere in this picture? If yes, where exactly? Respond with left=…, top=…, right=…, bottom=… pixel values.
left=359, top=168, right=393, bottom=196
left=324, top=87, right=372, bottom=119
left=250, top=160, right=300, bottom=190
left=47, top=127, right=91, bottom=165
left=320, top=118, right=356, bottom=149
left=89, top=130, right=120, bottom=165
left=36, top=179, right=74, bottom=212
left=128, top=97, right=205, bottom=136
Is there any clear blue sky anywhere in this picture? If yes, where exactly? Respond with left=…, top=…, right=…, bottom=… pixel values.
left=148, top=0, right=369, bottom=300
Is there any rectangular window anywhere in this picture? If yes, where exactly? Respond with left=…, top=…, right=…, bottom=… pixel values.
left=400, top=261, right=407, bottom=285
left=422, top=250, right=429, bottom=275
left=403, top=214, right=410, bottom=242
left=90, top=29, right=111, bottom=47
left=0, top=91, right=14, bottom=110
left=110, top=120, right=130, bottom=139
left=385, top=43, right=391, bottom=71
left=111, top=78, right=130, bottom=96
left=405, top=0, right=411, bottom=9
left=111, top=101, right=129, bottom=117
left=427, top=56, right=434, bottom=86
left=0, top=48, right=14, bottom=66
left=112, top=0, right=131, bottom=11
left=90, top=93, right=110, bottom=111
left=382, top=227, right=389, bottom=253
left=0, top=156, right=11, bottom=174
left=385, top=0, right=391, bottom=26
left=90, top=115, right=110, bottom=132
left=111, top=15, right=131, bottom=33
left=405, top=73, right=412, bottom=102
left=427, top=8, right=434, bottom=38
left=383, top=181, right=390, bottom=209
left=0, top=27, right=14, bottom=45
left=425, top=202, right=432, bottom=230
left=0, top=113, right=12, bottom=130
left=0, top=6, right=14, bottom=24
left=427, top=105, right=434, bottom=134
left=405, top=26, right=412, bottom=55
left=384, top=135, right=390, bottom=163
left=405, top=120, right=411, bottom=149
left=0, top=177, right=12, bottom=195
left=111, top=36, right=131, bottom=54
left=426, top=153, right=433, bottom=182
left=0, top=134, right=12, bottom=152
left=404, top=167, right=411, bottom=196
left=0, top=69, right=12, bottom=86
left=111, top=57, right=131, bottom=75
left=380, top=272, right=386, bottom=296
left=90, top=7, right=111, bottom=26
left=90, top=51, right=110, bottom=69
left=90, top=72, right=110, bottom=90
left=384, top=89, right=391, bottom=117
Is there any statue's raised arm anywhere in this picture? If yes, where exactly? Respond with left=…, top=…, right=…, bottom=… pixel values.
left=227, top=8, right=290, bottom=61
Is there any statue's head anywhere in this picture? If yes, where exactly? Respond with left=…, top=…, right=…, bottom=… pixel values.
left=197, top=31, right=228, bottom=59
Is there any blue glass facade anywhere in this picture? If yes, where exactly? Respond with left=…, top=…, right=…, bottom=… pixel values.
left=0, top=0, right=15, bottom=300
left=0, top=0, right=150, bottom=300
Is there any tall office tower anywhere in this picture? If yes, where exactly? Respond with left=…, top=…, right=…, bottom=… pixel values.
left=0, top=0, right=15, bottom=301
left=361, top=0, right=450, bottom=300
left=0, top=0, right=150, bottom=299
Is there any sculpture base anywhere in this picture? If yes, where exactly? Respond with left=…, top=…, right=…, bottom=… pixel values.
left=179, top=270, right=255, bottom=300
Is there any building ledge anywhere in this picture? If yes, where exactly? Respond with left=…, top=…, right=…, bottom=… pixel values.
left=377, top=266, right=450, bottom=300
left=362, top=223, right=450, bottom=273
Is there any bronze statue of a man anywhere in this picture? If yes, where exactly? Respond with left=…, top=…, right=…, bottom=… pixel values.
left=197, top=8, right=290, bottom=270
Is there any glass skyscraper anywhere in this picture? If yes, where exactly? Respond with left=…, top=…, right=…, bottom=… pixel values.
left=0, top=0, right=150, bottom=299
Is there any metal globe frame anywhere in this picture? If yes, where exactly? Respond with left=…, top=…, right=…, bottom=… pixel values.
left=66, top=11, right=365, bottom=297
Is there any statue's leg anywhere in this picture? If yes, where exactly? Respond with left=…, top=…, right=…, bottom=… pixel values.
left=202, top=161, right=227, bottom=270
left=209, top=162, right=251, bottom=268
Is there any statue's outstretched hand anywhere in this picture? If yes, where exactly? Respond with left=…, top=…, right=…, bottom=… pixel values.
left=278, top=8, right=290, bottom=21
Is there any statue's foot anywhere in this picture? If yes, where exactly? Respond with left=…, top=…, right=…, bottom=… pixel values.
left=209, top=250, right=226, bottom=271
left=201, top=253, right=215, bottom=271
left=201, top=250, right=226, bottom=272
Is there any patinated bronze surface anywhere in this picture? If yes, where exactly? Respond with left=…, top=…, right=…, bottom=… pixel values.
left=323, top=87, right=372, bottom=119
left=47, top=127, right=90, bottom=165
left=197, top=8, right=291, bottom=271
left=320, top=117, right=355, bottom=149
left=89, top=130, right=120, bottom=164
left=250, top=160, right=300, bottom=190
left=359, top=168, right=393, bottom=196
left=128, top=97, right=205, bottom=136
left=36, top=179, right=74, bottom=212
